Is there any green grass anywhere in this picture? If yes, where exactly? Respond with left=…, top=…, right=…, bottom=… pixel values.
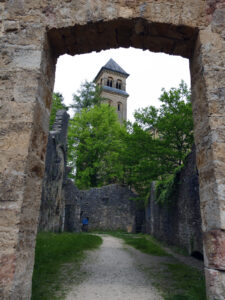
left=166, top=245, right=189, bottom=257
left=31, top=232, right=102, bottom=300
left=144, top=236, right=190, bottom=257
left=163, top=263, right=206, bottom=300
left=106, top=231, right=169, bottom=256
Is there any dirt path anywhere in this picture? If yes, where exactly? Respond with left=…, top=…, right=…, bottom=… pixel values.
left=65, top=235, right=167, bottom=300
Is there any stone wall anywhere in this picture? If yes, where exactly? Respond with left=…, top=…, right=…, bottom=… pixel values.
left=64, top=179, right=82, bottom=233
left=38, top=109, right=138, bottom=234
left=64, top=182, right=138, bottom=233
left=38, top=110, right=69, bottom=232
left=79, top=184, right=137, bottom=232
left=146, top=148, right=203, bottom=256
left=0, top=1, right=224, bottom=298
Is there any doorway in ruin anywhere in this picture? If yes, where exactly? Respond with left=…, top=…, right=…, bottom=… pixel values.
left=1, top=4, right=224, bottom=299
left=47, top=46, right=194, bottom=234
left=31, top=18, right=213, bottom=297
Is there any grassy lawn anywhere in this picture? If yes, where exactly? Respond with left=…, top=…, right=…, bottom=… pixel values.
left=163, top=263, right=206, bottom=300
left=107, top=231, right=169, bottom=256
left=103, top=231, right=206, bottom=300
left=32, top=232, right=102, bottom=300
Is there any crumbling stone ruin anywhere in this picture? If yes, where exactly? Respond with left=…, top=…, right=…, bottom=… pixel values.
left=70, top=184, right=137, bottom=232
left=38, top=110, right=69, bottom=232
left=39, top=110, right=138, bottom=234
left=0, top=1, right=224, bottom=299
left=40, top=108, right=202, bottom=257
left=63, top=179, right=82, bottom=233
left=146, top=148, right=203, bottom=257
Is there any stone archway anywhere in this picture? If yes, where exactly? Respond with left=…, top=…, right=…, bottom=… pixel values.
left=0, top=1, right=224, bottom=299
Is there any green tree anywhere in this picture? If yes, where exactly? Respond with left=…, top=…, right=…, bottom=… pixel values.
left=49, top=93, right=68, bottom=129
left=120, top=122, right=169, bottom=202
left=70, top=81, right=104, bottom=113
left=68, top=104, right=126, bottom=189
left=67, top=80, right=193, bottom=203
left=121, top=81, right=193, bottom=203
left=134, top=81, right=193, bottom=167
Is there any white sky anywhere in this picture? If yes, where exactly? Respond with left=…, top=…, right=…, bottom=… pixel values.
left=54, top=47, right=190, bottom=122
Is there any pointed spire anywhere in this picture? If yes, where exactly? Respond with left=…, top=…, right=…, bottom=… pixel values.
left=94, top=58, right=129, bottom=82
left=103, top=58, right=129, bottom=76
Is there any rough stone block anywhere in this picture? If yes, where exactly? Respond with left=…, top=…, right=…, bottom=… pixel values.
left=0, top=172, right=26, bottom=202
left=200, top=198, right=225, bottom=231
left=3, top=20, right=19, bottom=33
left=0, top=102, right=36, bottom=124
left=203, top=230, right=225, bottom=270
left=205, top=268, right=225, bottom=300
left=13, top=49, right=42, bottom=70
left=0, top=253, right=16, bottom=290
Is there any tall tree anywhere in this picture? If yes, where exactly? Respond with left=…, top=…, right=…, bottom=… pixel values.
left=67, top=80, right=193, bottom=201
left=134, top=81, right=193, bottom=167
left=120, top=81, right=193, bottom=202
left=49, top=92, right=68, bottom=129
left=68, top=104, right=126, bottom=189
left=70, top=81, right=104, bottom=113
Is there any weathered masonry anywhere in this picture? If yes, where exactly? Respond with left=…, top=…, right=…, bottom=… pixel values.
left=38, top=110, right=138, bottom=234
left=0, top=1, right=224, bottom=299
left=38, top=110, right=69, bottom=233
left=146, top=148, right=203, bottom=257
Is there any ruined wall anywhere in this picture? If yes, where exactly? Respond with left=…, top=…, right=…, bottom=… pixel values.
left=63, top=179, right=82, bottom=233
left=38, top=110, right=69, bottom=232
left=38, top=110, right=137, bottom=234
left=79, top=184, right=137, bottom=232
left=41, top=173, right=138, bottom=234
left=146, top=148, right=203, bottom=255
left=0, top=1, right=224, bottom=299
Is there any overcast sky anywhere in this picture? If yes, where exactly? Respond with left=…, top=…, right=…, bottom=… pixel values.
left=54, top=47, right=190, bottom=122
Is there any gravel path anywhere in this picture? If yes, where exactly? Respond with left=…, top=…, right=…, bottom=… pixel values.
left=65, top=235, right=164, bottom=300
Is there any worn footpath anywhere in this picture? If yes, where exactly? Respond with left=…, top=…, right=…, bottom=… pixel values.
left=65, top=235, right=169, bottom=300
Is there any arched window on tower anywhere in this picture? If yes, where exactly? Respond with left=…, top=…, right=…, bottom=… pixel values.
left=116, top=79, right=122, bottom=90
left=107, top=77, right=113, bottom=87
left=117, top=102, right=122, bottom=112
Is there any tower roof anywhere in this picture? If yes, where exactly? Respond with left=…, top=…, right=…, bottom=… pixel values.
left=103, top=58, right=129, bottom=76
left=94, top=58, right=129, bottom=82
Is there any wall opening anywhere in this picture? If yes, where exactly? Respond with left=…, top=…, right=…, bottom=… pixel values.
left=32, top=17, right=203, bottom=299
left=4, top=14, right=215, bottom=300
left=43, top=17, right=198, bottom=247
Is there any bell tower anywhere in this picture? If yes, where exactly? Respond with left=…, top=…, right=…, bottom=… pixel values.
left=94, top=58, right=129, bottom=122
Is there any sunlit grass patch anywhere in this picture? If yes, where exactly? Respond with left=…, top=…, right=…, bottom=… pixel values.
left=32, top=232, right=102, bottom=300
left=106, top=232, right=169, bottom=256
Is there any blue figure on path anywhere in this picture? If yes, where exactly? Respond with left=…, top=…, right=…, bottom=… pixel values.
left=82, top=217, right=89, bottom=232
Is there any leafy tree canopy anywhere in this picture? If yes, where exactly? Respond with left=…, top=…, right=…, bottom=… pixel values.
left=134, top=81, right=193, bottom=166
left=49, top=93, right=68, bottom=130
left=67, top=80, right=193, bottom=203
left=120, top=81, right=193, bottom=203
left=70, top=81, right=104, bottom=114
left=68, top=103, right=126, bottom=189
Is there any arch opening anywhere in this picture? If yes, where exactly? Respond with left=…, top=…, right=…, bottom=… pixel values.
left=48, top=18, right=198, bottom=59
left=2, top=9, right=223, bottom=300
left=37, top=17, right=201, bottom=298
